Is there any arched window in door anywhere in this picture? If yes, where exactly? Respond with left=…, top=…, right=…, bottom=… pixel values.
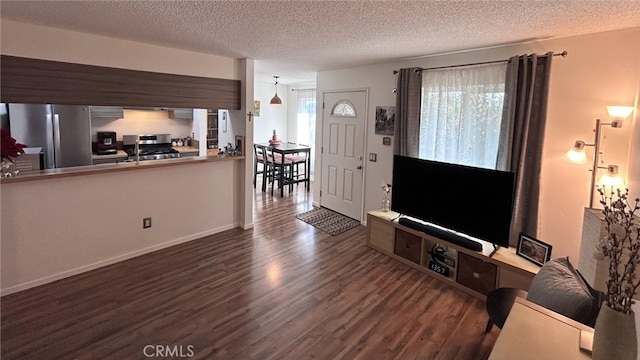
left=331, top=100, right=356, bottom=117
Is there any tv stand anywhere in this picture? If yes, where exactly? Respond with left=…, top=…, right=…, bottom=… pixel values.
left=367, top=210, right=540, bottom=299
left=397, top=217, right=483, bottom=252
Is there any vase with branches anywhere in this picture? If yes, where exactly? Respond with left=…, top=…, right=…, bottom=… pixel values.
left=596, top=187, right=640, bottom=313
left=592, top=186, right=640, bottom=360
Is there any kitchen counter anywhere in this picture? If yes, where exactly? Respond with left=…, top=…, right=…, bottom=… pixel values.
left=91, top=148, right=199, bottom=159
left=91, top=150, right=129, bottom=160
left=172, top=146, right=199, bottom=155
left=1, top=154, right=244, bottom=184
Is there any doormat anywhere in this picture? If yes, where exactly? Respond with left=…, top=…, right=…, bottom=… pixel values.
left=295, top=207, right=361, bottom=236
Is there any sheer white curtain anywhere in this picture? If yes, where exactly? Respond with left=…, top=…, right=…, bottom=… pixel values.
left=296, top=89, right=316, bottom=176
left=419, top=63, right=507, bottom=169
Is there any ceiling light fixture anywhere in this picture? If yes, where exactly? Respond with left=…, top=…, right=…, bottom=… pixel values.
left=270, top=76, right=282, bottom=105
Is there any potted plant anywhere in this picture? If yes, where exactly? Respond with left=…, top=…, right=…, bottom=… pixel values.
left=0, top=128, right=27, bottom=178
left=592, top=187, right=640, bottom=360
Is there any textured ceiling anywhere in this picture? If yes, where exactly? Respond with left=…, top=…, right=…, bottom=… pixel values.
left=2, top=1, right=640, bottom=84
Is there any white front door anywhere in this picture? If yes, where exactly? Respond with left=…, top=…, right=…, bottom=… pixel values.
left=320, top=90, right=367, bottom=221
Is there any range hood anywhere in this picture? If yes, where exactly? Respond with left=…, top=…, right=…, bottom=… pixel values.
left=123, top=106, right=173, bottom=111
left=122, top=106, right=194, bottom=120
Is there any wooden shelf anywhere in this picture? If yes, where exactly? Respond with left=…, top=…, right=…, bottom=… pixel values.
left=366, top=211, right=539, bottom=300
left=206, top=108, right=219, bottom=149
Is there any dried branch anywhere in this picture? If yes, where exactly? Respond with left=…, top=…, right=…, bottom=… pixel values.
left=597, top=187, right=640, bottom=313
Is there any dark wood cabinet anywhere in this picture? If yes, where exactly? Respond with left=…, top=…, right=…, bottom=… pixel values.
left=0, top=55, right=241, bottom=110
left=456, top=253, right=497, bottom=295
left=394, top=229, right=421, bottom=264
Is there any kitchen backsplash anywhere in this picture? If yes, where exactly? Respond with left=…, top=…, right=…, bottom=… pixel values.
left=91, top=109, right=193, bottom=141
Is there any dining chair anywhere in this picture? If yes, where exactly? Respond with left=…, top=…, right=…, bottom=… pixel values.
left=253, top=144, right=270, bottom=192
left=265, top=146, right=294, bottom=195
left=285, top=143, right=310, bottom=190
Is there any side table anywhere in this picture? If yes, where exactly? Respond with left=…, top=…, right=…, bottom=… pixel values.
left=489, top=297, right=593, bottom=359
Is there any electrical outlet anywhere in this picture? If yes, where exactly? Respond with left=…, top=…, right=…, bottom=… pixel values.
left=143, top=217, right=152, bottom=229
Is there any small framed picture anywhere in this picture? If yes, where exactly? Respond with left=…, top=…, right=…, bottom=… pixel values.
left=375, top=106, right=395, bottom=135
left=516, top=233, right=552, bottom=267
left=382, top=137, right=391, bottom=146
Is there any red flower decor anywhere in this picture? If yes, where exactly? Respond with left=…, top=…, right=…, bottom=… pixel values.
left=1, top=128, right=27, bottom=158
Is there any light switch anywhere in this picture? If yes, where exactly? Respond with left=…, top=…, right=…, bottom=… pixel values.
left=369, top=153, right=377, bottom=162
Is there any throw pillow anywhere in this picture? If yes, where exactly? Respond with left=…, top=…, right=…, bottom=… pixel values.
left=526, top=256, right=599, bottom=327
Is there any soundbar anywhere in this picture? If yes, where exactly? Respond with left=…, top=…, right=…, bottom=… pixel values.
left=398, top=217, right=483, bottom=252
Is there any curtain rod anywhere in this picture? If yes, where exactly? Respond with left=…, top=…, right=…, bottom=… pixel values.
left=291, top=88, right=316, bottom=91
left=392, top=50, right=567, bottom=74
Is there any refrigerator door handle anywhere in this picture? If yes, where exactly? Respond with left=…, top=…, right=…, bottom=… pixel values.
left=53, top=113, right=62, bottom=168
left=45, top=113, right=56, bottom=169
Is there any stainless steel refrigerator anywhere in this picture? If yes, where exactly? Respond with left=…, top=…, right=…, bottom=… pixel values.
left=7, top=104, right=92, bottom=169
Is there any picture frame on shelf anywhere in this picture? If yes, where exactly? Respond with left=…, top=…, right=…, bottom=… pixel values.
left=516, top=233, right=552, bottom=267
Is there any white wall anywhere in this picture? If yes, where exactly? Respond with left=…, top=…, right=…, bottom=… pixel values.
left=239, top=59, right=254, bottom=230
left=0, top=20, right=249, bottom=294
left=0, top=161, right=240, bottom=294
left=627, top=75, right=640, bottom=202
left=0, top=19, right=237, bottom=79
left=317, top=27, right=640, bottom=262
left=254, top=81, right=287, bottom=144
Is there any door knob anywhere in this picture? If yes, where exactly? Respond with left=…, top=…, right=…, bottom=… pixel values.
left=357, top=165, right=362, bottom=170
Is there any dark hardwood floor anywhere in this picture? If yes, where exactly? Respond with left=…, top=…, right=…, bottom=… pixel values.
left=1, top=179, right=499, bottom=359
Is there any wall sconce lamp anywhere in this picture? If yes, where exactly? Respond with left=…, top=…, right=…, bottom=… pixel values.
left=564, top=106, right=634, bottom=208
left=270, top=75, right=282, bottom=105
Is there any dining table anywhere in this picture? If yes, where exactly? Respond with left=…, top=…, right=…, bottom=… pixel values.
left=256, top=142, right=311, bottom=197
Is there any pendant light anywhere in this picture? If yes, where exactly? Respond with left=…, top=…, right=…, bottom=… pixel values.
left=270, top=75, right=282, bottom=105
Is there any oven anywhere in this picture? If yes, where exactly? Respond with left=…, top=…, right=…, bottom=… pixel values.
left=122, top=134, right=180, bottom=161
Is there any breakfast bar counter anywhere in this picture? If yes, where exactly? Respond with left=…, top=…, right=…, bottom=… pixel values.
left=0, top=155, right=244, bottom=184
left=1, top=155, right=245, bottom=295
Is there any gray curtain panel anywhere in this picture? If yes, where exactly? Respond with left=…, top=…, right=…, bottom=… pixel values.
left=497, top=52, right=554, bottom=246
left=393, top=68, right=422, bottom=157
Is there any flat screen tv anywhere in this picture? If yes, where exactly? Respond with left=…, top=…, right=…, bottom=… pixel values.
left=391, top=155, right=515, bottom=248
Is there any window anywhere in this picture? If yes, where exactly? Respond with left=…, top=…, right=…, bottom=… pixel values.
left=296, top=89, right=316, bottom=176
left=296, top=89, right=316, bottom=147
left=331, top=100, right=356, bottom=117
left=419, top=63, right=507, bottom=169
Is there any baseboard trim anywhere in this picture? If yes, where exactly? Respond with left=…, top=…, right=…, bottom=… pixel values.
left=240, top=223, right=254, bottom=230
left=0, top=224, right=237, bottom=297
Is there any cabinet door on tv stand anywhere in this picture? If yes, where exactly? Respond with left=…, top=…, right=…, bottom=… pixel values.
left=367, top=215, right=394, bottom=254
left=394, top=229, right=422, bottom=265
left=456, top=253, right=497, bottom=296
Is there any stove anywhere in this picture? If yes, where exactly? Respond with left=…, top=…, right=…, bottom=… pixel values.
left=122, top=134, right=180, bottom=161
